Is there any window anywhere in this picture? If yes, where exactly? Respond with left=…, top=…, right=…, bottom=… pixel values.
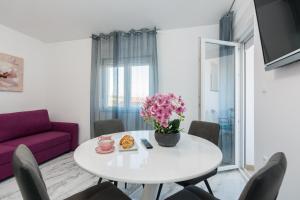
left=107, top=66, right=124, bottom=107
left=105, top=64, right=150, bottom=109
left=131, top=65, right=150, bottom=106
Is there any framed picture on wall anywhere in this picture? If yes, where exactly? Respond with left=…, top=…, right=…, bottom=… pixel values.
left=0, top=53, right=24, bottom=92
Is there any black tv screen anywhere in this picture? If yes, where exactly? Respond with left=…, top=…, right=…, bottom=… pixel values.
left=254, top=0, right=300, bottom=70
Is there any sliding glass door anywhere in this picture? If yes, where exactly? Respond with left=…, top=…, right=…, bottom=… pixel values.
left=200, top=38, right=240, bottom=169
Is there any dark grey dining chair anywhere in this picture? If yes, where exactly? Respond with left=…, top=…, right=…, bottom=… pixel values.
left=13, top=144, right=131, bottom=200
left=94, top=119, right=127, bottom=188
left=166, top=152, right=287, bottom=200
left=156, top=121, right=220, bottom=199
left=94, top=119, right=125, bottom=137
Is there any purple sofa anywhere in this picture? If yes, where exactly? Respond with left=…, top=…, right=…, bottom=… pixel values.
left=0, top=109, right=78, bottom=181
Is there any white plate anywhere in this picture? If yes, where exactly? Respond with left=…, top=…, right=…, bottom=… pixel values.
left=118, top=142, right=138, bottom=152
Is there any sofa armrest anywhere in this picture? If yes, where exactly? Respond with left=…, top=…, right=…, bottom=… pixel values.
left=51, top=122, right=79, bottom=151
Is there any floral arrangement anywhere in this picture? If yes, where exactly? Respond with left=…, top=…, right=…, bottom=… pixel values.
left=140, top=93, right=186, bottom=134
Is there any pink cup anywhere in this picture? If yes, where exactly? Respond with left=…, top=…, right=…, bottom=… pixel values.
left=98, top=139, right=114, bottom=151
left=98, top=135, right=112, bottom=141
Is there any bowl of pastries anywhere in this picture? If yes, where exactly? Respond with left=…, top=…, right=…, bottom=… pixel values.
left=119, top=135, right=137, bottom=151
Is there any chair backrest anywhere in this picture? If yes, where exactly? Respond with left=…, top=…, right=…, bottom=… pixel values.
left=188, top=121, right=220, bottom=145
left=13, top=145, right=50, bottom=200
left=94, top=119, right=125, bottom=137
left=239, top=152, right=287, bottom=200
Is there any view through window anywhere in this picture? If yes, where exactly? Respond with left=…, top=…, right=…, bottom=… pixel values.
left=107, top=65, right=149, bottom=108
left=131, top=65, right=150, bottom=106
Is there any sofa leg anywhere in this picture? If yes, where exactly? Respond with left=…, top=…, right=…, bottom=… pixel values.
left=97, top=177, right=102, bottom=185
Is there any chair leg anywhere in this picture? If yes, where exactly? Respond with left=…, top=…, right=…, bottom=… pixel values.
left=97, top=177, right=102, bottom=185
left=156, top=184, right=163, bottom=200
left=125, top=182, right=127, bottom=189
left=114, top=181, right=118, bottom=187
left=204, top=179, right=213, bottom=195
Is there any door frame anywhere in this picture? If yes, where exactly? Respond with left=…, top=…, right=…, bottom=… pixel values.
left=199, top=38, right=241, bottom=170
left=241, top=33, right=255, bottom=177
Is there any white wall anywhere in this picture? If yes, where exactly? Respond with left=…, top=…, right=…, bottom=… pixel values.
left=233, top=0, right=300, bottom=198
left=157, top=25, right=219, bottom=131
left=0, top=25, right=47, bottom=113
left=0, top=23, right=218, bottom=143
left=254, top=16, right=300, bottom=200
left=44, top=25, right=219, bottom=142
left=45, top=25, right=219, bottom=140
left=0, top=24, right=92, bottom=144
left=46, top=39, right=92, bottom=143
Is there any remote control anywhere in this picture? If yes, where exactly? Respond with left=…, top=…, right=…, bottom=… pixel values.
left=141, top=139, right=153, bottom=149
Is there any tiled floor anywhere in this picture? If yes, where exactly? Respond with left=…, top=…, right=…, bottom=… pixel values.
left=0, top=152, right=246, bottom=200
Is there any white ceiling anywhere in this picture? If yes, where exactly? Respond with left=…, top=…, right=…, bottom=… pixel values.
left=0, top=0, right=232, bottom=43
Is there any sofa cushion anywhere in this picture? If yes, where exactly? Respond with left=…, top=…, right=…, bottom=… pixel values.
left=0, top=110, right=52, bottom=142
left=2, top=131, right=71, bottom=153
left=0, top=145, right=15, bottom=165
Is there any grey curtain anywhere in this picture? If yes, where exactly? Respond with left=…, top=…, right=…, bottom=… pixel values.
left=219, top=12, right=235, bottom=165
left=219, top=12, right=234, bottom=41
left=91, top=28, right=158, bottom=137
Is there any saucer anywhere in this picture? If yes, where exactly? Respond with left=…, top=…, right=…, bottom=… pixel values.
left=95, top=146, right=115, bottom=154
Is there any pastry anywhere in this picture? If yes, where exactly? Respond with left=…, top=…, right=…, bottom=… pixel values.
left=119, top=135, right=134, bottom=149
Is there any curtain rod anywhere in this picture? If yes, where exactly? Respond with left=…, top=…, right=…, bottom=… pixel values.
left=91, top=27, right=159, bottom=39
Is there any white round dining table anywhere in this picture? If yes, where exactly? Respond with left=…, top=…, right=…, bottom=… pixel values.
left=74, top=130, right=223, bottom=200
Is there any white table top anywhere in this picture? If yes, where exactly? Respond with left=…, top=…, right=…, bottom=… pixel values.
left=74, top=130, right=223, bottom=184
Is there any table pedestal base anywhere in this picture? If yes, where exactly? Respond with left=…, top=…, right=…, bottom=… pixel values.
left=141, top=184, right=160, bottom=200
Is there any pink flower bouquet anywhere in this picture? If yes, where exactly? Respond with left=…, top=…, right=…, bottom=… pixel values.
left=140, top=93, right=186, bottom=134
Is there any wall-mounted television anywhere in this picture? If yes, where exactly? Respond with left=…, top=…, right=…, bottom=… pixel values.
left=254, top=0, right=300, bottom=71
